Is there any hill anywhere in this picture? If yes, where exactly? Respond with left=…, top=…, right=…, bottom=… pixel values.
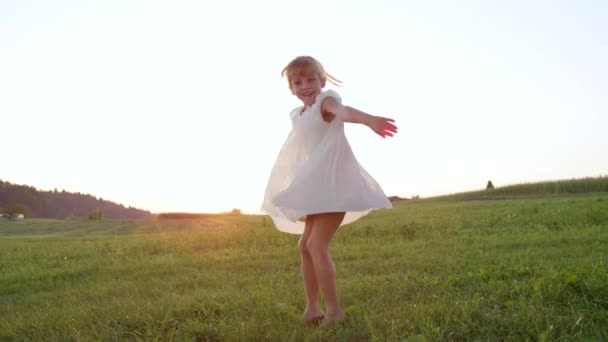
left=421, top=176, right=608, bottom=202
left=0, top=179, right=152, bottom=219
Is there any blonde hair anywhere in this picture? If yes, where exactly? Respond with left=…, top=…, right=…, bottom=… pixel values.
left=281, top=56, right=342, bottom=93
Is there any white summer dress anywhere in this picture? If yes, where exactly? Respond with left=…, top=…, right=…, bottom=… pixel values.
left=262, top=89, right=391, bottom=234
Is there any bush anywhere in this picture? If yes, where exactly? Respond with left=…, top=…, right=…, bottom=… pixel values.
left=3, top=204, right=28, bottom=218
left=88, top=208, right=103, bottom=220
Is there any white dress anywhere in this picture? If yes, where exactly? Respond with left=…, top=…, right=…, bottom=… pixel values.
left=262, top=89, right=391, bottom=234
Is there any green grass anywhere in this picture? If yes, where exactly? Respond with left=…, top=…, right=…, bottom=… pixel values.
left=1, top=195, right=607, bottom=340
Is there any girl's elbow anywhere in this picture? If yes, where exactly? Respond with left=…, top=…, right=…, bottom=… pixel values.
left=339, top=113, right=356, bottom=123
left=340, top=107, right=358, bottom=123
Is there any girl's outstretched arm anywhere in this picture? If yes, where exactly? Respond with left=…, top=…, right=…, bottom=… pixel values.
left=321, top=96, right=398, bottom=138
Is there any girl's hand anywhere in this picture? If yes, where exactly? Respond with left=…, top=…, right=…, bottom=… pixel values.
left=369, top=116, right=398, bottom=138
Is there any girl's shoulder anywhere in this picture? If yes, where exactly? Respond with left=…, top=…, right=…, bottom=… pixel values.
left=321, top=89, right=341, bottom=98
left=317, top=89, right=342, bottom=107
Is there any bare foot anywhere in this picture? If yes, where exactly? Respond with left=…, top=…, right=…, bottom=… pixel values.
left=322, top=310, right=346, bottom=324
left=301, top=309, right=324, bottom=325
left=302, top=306, right=324, bottom=323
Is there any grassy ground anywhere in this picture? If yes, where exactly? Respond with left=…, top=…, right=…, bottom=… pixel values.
left=1, top=195, right=607, bottom=340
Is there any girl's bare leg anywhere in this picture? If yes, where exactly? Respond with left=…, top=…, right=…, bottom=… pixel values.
left=306, top=212, right=346, bottom=322
left=298, top=215, right=323, bottom=321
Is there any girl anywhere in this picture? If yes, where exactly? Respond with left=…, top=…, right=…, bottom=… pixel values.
left=262, top=56, right=397, bottom=324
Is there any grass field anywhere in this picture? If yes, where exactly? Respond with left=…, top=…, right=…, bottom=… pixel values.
left=1, top=189, right=608, bottom=340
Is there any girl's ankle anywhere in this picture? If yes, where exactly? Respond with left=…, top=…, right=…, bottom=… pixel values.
left=323, top=311, right=346, bottom=323
left=304, top=305, right=323, bottom=313
left=324, top=306, right=344, bottom=316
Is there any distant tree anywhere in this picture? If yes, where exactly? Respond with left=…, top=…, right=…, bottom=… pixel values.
left=388, top=196, right=403, bottom=203
left=486, top=180, right=495, bottom=190
left=88, top=208, right=103, bottom=220
left=230, top=208, right=242, bottom=215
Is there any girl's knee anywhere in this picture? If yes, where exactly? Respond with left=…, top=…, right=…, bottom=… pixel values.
left=305, top=239, right=328, bottom=258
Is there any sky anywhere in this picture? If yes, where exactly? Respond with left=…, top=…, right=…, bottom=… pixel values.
left=1, top=0, right=607, bottom=214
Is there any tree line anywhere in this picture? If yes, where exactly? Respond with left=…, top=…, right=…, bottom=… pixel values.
left=0, top=179, right=152, bottom=219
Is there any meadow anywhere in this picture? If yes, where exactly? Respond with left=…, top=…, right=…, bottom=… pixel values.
left=1, top=183, right=608, bottom=340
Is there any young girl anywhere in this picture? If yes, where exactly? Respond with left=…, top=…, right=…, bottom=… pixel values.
left=262, top=56, right=398, bottom=324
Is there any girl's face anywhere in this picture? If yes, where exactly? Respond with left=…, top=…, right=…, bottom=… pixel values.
left=290, top=72, right=325, bottom=106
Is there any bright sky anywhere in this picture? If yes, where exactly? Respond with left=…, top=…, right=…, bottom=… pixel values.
left=1, top=1, right=607, bottom=214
